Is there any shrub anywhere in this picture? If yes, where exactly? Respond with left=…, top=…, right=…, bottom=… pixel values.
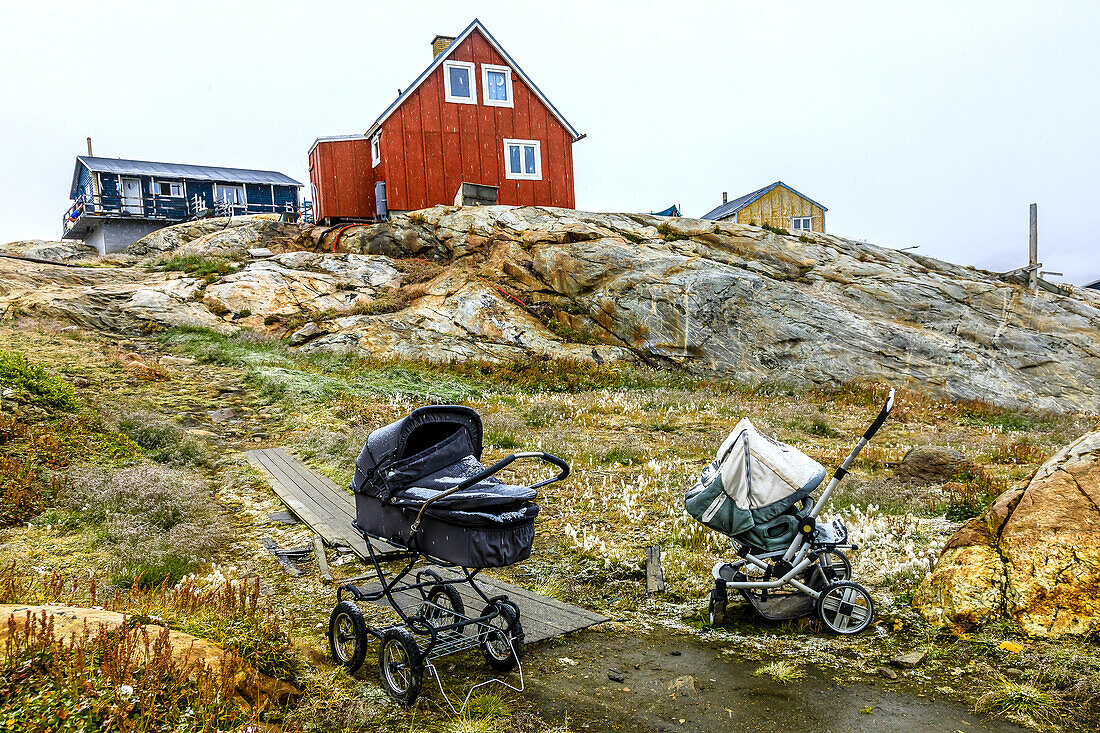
left=975, top=678, right=1061, bottom=728
left=106, top=408, right=209, bottom=466
left=60, top=463, right=228, bottom=586
left=0, top=610, right=248, bottom=732
left=753, top=661, right=804, bottom=683
left=0, top=350, right=77, bottom=410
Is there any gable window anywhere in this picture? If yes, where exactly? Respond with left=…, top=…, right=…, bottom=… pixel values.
left=482, top=64, right=513, bottom=107
left=156, top=180, right=184, bottom=197
left=443, top=60, right=476, bottom=104
left=371, top=134, right=381, bottom=167
left=503, top=139, right=541, bottom=180
left=792, top=216, right=812, bottom=230
left=214, top=184, right=245, bottom=205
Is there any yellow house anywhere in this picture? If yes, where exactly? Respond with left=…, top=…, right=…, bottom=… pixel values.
left=701, top=181, right=826, bottom=233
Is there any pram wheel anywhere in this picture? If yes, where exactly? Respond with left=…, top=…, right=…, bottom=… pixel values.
left=816, top=581, right=874, bottom=634
left=379, top=627, right=424, bottom=706
left=480, top=601, right=524, bottom=672
left=818, top=549, right=852, bottom=582
left=708, top=587, right=727, bottom=626
left=328, top=600, right=367, bottom=673
left=425, top=582, right=465, bottom=629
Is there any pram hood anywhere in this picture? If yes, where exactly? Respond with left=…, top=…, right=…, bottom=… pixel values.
left=685, top=418, right=826, bottom=537
left=352, top=405, right=535, bottom=510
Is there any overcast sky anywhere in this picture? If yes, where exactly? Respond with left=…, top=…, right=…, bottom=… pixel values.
left=2, top=1, right=1097, bottom=282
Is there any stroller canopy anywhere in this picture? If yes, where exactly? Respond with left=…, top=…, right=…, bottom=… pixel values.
left=685, top=418, right=826, bottom=537
left=352, top=405, right=534, bottom=510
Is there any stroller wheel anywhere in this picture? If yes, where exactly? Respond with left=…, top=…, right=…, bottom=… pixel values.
left=425, top=582, right=465, bottom=631
left=816, top=581, right=874, bottom=634
left=480, top=601, right=524, bottom=672
left=708, top=588, right=727, bottom=627
left=328, top=600, right=367, bottom=673
left=818, top=549, right=852, bottom=582
left=378, top=628, right=424, bottom=706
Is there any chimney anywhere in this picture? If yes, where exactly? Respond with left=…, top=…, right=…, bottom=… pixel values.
left=432, top=35, right=455, bottom=58
left=722, top=192, right=728, bottom=204
left=86, top=137, right=94, bottom=156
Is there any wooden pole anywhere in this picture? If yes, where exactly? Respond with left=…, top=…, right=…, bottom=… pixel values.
left=1028, top=203, right=1038, bottom=289
left=313, top=533, right=332, bottom=584
left=646, top=545, right=666, bottom=594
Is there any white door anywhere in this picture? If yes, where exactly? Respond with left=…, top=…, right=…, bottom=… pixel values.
left=121, top=177, right=143, bottom=214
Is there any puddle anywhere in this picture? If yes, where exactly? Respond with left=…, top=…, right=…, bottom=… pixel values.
left=523, top=628, right=1029, bottom=733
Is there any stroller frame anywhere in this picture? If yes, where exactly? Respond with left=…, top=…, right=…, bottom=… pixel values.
left=707, top=390, right=895, bottom=634
left=328, top=451, right=569, bottom=712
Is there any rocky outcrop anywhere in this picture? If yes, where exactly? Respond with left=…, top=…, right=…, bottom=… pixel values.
left=913, top=430, right=1100, bottom=637
left=5, top=204, right=1100, bottom=408
left=127, top=215, right=312, bottom=257
left=0, top=239, right=98, bottom=262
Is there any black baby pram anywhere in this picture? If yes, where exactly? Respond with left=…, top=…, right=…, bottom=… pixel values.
left=327, top=406, right=568, bottom=711
left=686, top=391, right=894, bottom=634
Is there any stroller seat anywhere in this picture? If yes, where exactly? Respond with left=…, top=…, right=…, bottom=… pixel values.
left=391, top=455, right=537, bottom=511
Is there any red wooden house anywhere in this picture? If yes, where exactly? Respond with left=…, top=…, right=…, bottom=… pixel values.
left=308, top=19, right=584, bottom=224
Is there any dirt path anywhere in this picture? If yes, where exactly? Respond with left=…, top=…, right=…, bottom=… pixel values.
left=521, top=629, right=1028, bottom=733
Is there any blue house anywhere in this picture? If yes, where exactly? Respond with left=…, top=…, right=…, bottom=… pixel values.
left=62, top=156, right=303, bottom=254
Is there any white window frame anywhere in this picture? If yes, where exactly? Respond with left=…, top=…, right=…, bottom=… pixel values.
left=371, top=134, right=381, bottom=167
left=443, top=60, right=476, bottom=104
left=155, top=180, right=184, bottom=197
left=791, top=216, right=812, bottom=230
left=481, top=63, right=514, bottom=108
left=214, top=183, right=246, bottom=206
left=503, top=138, right=542, bottom=181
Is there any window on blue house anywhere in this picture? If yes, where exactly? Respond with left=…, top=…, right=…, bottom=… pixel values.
left=156, top=181, right=184, bottom=197
left=482, top=64, right=513, bottom=107
left=443, top=61, right=476, bottom=104
left=214, top=184, right=245, bottom=205
left=503, top=139, right=541, bottom=180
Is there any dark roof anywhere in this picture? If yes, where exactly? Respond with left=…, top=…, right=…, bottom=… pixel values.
left=71, top=156, right=301, bottom=197
left=700, top=181, right=827, bottom=221
left=649, top=204, right=681, bottom=217
left=364, top=19, right=582, bottom=142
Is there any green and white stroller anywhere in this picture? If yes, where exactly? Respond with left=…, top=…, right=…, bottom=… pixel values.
left=685, top=390, right=894, bottom=634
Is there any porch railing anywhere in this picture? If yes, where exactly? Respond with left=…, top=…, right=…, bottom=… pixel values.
left=64, top=193, right=301, bottom=234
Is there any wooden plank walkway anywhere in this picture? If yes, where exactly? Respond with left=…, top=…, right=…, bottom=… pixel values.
left=245, top=447, right=607, bottom=644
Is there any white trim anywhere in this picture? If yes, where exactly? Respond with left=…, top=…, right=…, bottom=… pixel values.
left=443, top=60, right=476, bottom=104
left=154, top=179, right=184, bottom=197
left=371, top=133, right=381, bottom=167
left=791, top=216, right=812, bottom=231
left=503, top=138, right=542, bottom=180
left=481, top=63, right=513, bottom=107
left=363, top=19, right=582, bottom=141
left=308, top=134, right=369, bottom=157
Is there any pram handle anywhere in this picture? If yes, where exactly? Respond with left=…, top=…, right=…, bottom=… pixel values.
left=862, top=389, right=895, bottom=441
left=409, top=452, right=570, bottom=534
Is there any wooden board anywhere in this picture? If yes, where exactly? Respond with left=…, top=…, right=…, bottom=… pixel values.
left=245, top=447, right=607, bottom=644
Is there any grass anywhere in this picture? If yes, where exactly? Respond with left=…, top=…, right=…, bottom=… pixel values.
left=752, top=661, right=805, bottom=683
left=975, top=678, right=1061, bottom=728
left=157, top=254, right=235, bottom=278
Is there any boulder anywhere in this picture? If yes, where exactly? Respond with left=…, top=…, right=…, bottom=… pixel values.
left=894, top=446, right=973, bottom=484
left=0, top=604, right=298, bottom=710
left=913, top=430, right=1100, bottom=637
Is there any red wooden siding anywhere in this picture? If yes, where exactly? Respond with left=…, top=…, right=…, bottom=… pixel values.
left=309, top=138, right=375, bottom=222
left=378, top=29, right=575, bottom=212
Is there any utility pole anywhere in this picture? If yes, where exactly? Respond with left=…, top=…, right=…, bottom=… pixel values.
left=1028, top=203, right=1038, bottom=289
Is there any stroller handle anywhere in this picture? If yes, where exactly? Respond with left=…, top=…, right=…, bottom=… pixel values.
left=410, top=451, right=570, bottom=534
left=862, top=388, right=896, bottom=441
